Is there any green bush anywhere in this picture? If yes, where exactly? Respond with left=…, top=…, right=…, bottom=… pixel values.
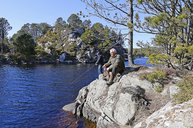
left=173, top=75, right=193, bottom=104
left=154, top=85, right=164, bottom=93
left=140, top=69, right=167, bottom=84
left=0, top=54, right=7, bottom=63
left=8, top=53, right=23, bottom=64
left=148, top=53, right=169, bottom=65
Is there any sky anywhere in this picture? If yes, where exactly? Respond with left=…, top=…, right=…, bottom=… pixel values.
left=0, top=0, right=154, bottom=48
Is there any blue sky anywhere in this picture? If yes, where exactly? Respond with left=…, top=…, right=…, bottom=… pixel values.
left=0, top=0, right=154, bottom=47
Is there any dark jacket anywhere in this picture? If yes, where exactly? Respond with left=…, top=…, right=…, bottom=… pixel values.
left=105, top=54, right=125, bottom=71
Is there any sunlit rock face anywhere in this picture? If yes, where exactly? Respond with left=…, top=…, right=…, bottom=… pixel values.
left=64, top=70, right=154, bottom=127
left=134, top=99, right=193, bottom=128
left=63, top=69, right=191, bottom=128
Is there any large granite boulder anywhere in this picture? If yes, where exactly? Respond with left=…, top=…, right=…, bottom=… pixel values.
left=63, top=69, right=188, bottom=128
left=134, top=99, right=193, bottom=128
left=63, top=71, right=155, bottom=127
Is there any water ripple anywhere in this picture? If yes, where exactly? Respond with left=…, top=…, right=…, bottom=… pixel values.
left=0, top=64, right=98, bottom=128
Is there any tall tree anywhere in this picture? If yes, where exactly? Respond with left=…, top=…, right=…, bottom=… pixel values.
left=81, top=0, right=135, bottom=66
left=16, top=23, right=31, bottom=36
left=0, top=18, right=12, bottom=53
left=14, top=34, right=36, bottom=63
left=54, top=17, right=67, bottom=32
left=136, top=0, right=193, bottom=70
left=39, top=23, right=52, bottom=35
left=54, top=17, right=68, bottom=44
left=15, top=23, right=51, bottom=40
left=81, top=22, right=118, bottom=50
left=67, top=14, right=83, bottom=30
left=128, top=0, right=134, bottom=66
left=30, top=23, right=41, bottom=38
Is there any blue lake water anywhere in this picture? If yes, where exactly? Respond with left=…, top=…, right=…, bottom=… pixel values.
left=0, top=57, right=149, bottom=128
left=125, top=57, right=152, bottom=67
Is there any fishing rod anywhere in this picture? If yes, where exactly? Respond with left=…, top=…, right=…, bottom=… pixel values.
left=69, top=39, right=124, bottom=86
left=69, top=64, right=96, bottom=86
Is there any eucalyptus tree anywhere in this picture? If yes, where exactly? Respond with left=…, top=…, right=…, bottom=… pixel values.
left=81, top=0, right=135, bottom=66
left=0, top=17, right=12, bottom=53
left=136, top=0, right=193, bottom=70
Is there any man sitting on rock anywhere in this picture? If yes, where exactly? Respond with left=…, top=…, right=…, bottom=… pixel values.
left=103, top=48, right=125, bottom=85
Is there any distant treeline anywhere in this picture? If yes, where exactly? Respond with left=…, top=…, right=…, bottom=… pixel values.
left=0, top=14, right=124, bottom=65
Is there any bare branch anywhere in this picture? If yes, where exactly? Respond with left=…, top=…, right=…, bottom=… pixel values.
left=104, top=0, right=129, bottom=16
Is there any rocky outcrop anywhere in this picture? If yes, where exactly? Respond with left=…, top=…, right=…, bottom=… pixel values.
left=64, top=70, right=151, bottom=127
left=134, top=99, right=193, bottom=128
left=63, top=69, right=191, bottom=128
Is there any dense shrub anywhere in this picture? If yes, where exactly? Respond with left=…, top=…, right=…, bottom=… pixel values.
left=140, top=69, right=168, bottom=93
left=0, top=54, right=7, bottom=63
left=154, top=85, right=164, bottom=93
left=140, top=69, right=167, bottom=84
left=173, top=75, right=193, bottom=104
